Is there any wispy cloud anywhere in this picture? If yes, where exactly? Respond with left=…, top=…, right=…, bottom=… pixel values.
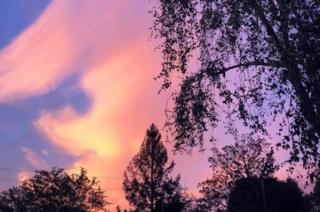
left=0, top=0, right=164, bottom=207
left=21, top=147, right=48, bottom=169
left=0, top=1, right=114, bottom=102
left=35, top=39, right=165, bottom=206
left=0, top=0, right=215, bottom=207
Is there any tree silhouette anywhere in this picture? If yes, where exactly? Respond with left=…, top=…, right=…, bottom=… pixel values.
left=0, top=167, right=107, bottom=212
left=198, top=135, right=278, bottom=210
left=151, top=0, right=320, bottom=176
left=123, top=124, right=185, bottom=212
left=227, top=177, right=310, bottom=212
left=309, top=176, right=320, bottom=212
left=116, top=205, right=121, bottom=212
left=115, top=205, right=129, bottom=212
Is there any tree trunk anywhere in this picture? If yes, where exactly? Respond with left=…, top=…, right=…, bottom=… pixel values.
left=151, top=140, right=155, bottom=212
left=260, top=177, right=268, bottom=212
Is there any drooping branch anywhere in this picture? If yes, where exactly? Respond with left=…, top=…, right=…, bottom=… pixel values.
left=205, top=60, right=284, bottom=77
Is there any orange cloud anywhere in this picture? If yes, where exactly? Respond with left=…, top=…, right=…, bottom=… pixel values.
left=15, top=0, right=165, bottom=209
left=0, top=0, right=206, bottom=209
left=18, top=171, right=33, bottom=182
left=35, top=39, right=165, bottom=207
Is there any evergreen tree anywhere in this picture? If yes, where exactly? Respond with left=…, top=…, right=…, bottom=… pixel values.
left=123, top=124, right=185, bottom=212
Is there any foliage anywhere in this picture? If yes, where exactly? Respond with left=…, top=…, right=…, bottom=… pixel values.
left=0, top=167, right=107, bottom=212
left=123, top=124, right=186, bottom=212
left=151, top=0, right=320, bottom=177
left=198, top=135, right=278, bottom=210
left=227, top=177, right=310, bottom=212
left=309, top=177, right=320, bottom=212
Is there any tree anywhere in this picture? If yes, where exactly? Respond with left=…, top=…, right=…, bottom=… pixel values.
left=123, top=124, right=186, bottom=212
left=309, top=177, right=320, bottom=212
left=116, top=205, right=121, bottom=212
left=227, top=177, right=310, bottom=212
left=198, top=135, right=278, bottom=210
left=0, top=167, right=107, bottom=212
left=151, top=0, right=320, bottom=176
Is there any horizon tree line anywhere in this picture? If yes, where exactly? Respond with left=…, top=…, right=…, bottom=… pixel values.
left=0, top=124, right=319, bottom=211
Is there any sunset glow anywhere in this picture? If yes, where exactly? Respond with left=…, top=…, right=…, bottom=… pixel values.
left=0, top=0, right=181, bottom=208
left=0, top=1, right=314, bottom=211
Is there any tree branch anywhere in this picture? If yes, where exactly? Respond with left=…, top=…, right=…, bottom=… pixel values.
left=250, top=0, right=285, bottom=54
left=205, top=60, right=284, bottom=77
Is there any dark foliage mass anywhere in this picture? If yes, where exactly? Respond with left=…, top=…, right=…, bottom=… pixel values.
left=123, top=124, right=187, bottom=212
left=0, top=168, right=106, bottom=212
left=227, top=177, right=310, bottom=212
left=152, top=0, right=320, bottom=178
left=198, top=135, right=278, bottom=210
left=308, top=177, right=320, bottom=212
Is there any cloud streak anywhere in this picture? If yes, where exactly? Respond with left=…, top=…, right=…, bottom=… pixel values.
left=21, top=147, right=48, bottom=169
left=0, top=0, right=114, bottom=102
left=35, top=35, right=165, bottom=207
left=0, top=0, right=165, bottom=207
left=0, top=0, right=211, bottom=208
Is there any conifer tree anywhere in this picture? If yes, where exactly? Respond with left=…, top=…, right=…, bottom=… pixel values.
left=123, top=124, right=185, bottom=212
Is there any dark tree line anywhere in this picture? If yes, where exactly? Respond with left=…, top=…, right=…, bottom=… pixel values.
left=227, top=177, right=310, bottom=212
left=0, top=124, right=320, bottom=211
left=151, top=0, right=320, bottom=179
left=198, top=134, right=278, bottom=210
left=197, top=133, right=320, bottom=212
left=0, top=168, right=106, bottom=212
left=122, top=124, right=320, bottom=212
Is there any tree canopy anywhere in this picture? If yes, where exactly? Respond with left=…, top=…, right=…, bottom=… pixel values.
left=198, top=135, right=278, bottom=210
left=123, top=124, right=186, bottom=212
left=0, top=168, right=107, bottom=212
left=227, top=177, right=310, bottom=212
left=152, top=0, right=320, bottom=178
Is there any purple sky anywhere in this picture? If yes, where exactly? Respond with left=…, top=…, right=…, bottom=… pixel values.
left=0, top=1, right=299, bottom=210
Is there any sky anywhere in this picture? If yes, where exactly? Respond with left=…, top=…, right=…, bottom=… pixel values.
left=0, top=0, right=304, bottom=210
left=0, top=0, right=214, bottom=209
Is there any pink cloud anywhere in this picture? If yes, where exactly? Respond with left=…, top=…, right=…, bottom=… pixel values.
left=0, top=0, right=214, bottom=208
left=0, top=1, right=125, bottom=102
left=1, top=0, right=211, bottom=209
left=35, top=38, right=165, bottom=207
left=21, top=147, right=48, bottom=169
left=18, top=171, right=33, bottom=182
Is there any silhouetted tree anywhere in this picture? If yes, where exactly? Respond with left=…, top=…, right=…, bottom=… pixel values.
left=116, top=205, right=121, bottom=212
left=0, top=167, right=107, bottom=212
left=123, top=124, right=185, bottom=212
left=227, top=177, right=310, bottom=212
left=198, top=135, right=278, bottom=210
left=309, top=177, right=320, bottom=212
left=114, top=205, right=131, bottom=212
left=151, top=0, right=320, bottom=176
